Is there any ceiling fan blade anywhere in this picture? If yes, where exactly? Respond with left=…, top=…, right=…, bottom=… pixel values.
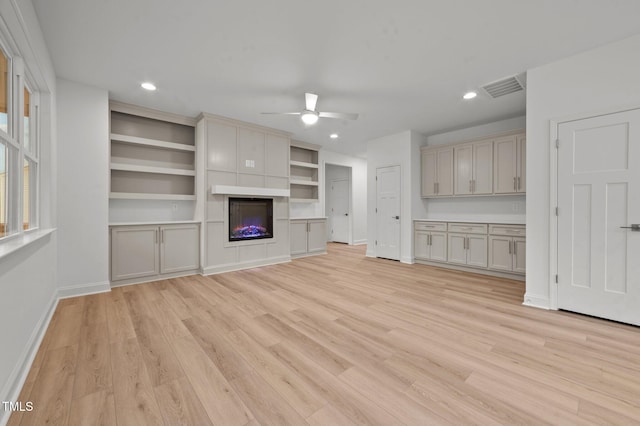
left=305, top=93, right=318, bottom=111
left=261, top=112, right=301, bottom=115
left=318, top=111, right=359, bottom=120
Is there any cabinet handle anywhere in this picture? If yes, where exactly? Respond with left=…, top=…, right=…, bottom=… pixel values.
left=155, top=229, right=158, bottom=243
left=161, top=229, right=164, bottom=243
left=508, top=240, right=512, bottom=254
left=473, top=180, right=475, bottom=192
left=513, top=241, right=517, bottom=255
left=517, top=176, right=521, bottom=190
left=513, top=177, right=517, bottom=191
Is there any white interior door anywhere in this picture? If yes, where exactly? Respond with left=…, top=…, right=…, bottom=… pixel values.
left=376, top=165, right=401, bottom=260
left=329, top=178, right=349, bottom=243
left=557, top=109, right=640, bottom=325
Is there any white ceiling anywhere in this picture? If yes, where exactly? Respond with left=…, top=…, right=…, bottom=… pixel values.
left=33, top=0, right=640, bottom=157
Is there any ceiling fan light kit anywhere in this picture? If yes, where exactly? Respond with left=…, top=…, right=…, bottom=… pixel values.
left=301, top=111, right=319, bottom=125
left=262, top=92, right=358, bottom=126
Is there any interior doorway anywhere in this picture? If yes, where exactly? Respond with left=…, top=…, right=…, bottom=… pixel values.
left=556, top=108, right=640, bottom=326
left=376, top=165, right=401, bottom=261
left=325, top=164, right=352, bottom=244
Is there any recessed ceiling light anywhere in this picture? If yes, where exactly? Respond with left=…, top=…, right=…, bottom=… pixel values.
left=329, top=133, right=339, bottom=139
left=301, top=111, right=319, bottom=125
left=141, top=82, right=157, bottom=91
left=463, top=91, right=477, bottom=100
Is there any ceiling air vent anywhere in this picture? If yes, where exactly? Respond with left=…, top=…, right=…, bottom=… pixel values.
left=481, top=73, right=526, bottom=98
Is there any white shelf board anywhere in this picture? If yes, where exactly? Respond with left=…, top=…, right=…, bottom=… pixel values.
left=109, top=192, right=196, bottom=201
left=290, top=160, right=319, bottom=169
left=290, top=179, right=319, bottom=187
left=110, top=162, right=196, bottom=176
left=211, top=185, right=290, bottom=197
left=111, top=133, right=196, bottom=152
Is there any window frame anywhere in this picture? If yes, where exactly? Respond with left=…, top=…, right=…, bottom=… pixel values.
left=0, top=39, right=41, bottom=242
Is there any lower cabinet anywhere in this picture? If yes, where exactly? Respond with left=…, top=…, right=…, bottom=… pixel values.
left=414, top=221, right=447, bottom=262
left=488, top=225, right=526, bottom=274
left=447, top=233, right=488, bottom=268
left=414, top=220, right=524, bottom=279
left=290, top=218, right=327, bottom=258
left=111, top=223, right=200, bottom=284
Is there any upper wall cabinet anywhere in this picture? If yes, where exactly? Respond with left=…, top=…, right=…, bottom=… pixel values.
left=421, top=147, right=453, bottom=197
left=109, top=102, right=197, bottom=201
left=494, top=135, right=526, bottom=194
left=454, top=140, right=493, bottom=195
left=421, top=130, right=525, bottom=198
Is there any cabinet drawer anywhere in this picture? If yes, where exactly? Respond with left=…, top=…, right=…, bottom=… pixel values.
left=415, top=221, right=447, bottom=232
left=489, top=225, right=525, bottom=237
left=447, top=223, right=487, bottom=234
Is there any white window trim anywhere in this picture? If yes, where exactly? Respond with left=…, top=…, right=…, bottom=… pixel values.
left=0, top=48, right=41, bottom=242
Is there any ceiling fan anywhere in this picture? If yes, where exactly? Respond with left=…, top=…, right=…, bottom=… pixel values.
left=262, top=93, right=359, bottom=125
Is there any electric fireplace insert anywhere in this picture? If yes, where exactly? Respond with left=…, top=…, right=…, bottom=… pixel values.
left=228, top=197, right=274, bottom=242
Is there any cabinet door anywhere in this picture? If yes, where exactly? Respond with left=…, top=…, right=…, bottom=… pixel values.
left=290, top=220, right=309, bottom=255
left=414, top=231, right=430, bottom=260
left=513, top=237, right=526, bottom=274
left=488, top=236, right=513, bottom=271
left=517, top=135, right=526, bottom=193
left=493, top=136, right=518, bottom=194
left=111, top=226, right=159, bottom=281
left=307, top=219, right=327, bottom=254
left=421, top=150, right=437, bottom=197
left=429, top=232, right=448, bottom=262
left=472, top=140, right=493, bottom=194
left=436, top=148, right=454, bottom=196
left=447, top=233, right=467, bottom=265
left=454, top=145, right=473, bottom=195
left=160, top=224, right=200, bottom=274
left=467, top=234, right=488, bottom=268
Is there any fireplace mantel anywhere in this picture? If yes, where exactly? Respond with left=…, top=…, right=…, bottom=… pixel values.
left=211, top=185, right=290, bottom=197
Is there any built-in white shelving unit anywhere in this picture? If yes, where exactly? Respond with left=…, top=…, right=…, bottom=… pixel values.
left=290, top=141, right=320, bottom=202
left=109, top=102, right=197, bottom=201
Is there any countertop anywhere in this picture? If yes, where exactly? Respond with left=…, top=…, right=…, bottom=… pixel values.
left=109, top=220, right=201, bottom=226
left=290, top=217, right=328, bottom=220
left=413, top=218, right=526, bottom=225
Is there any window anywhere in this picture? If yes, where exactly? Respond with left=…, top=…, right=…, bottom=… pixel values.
left=0, top=142, right=7, bottom=237
left=0, top=49, right=8, bottom=134
left=0, top=41, right=40, bottom=241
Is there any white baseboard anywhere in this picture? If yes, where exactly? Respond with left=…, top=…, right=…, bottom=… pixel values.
left=0, top=292, right=58, bottom=426
left=523, top=293, right=551, bottom=310
left=352, top=239, right=367, bottom=245
left=202, top=256, right=291, bottom=275
left=57, top=280, right=111, bottom=299
left=291, top=251, right=326, bottom=259
left=400, top=255, right=414, bottom=264
left=365, top=249, right=376, bottom=258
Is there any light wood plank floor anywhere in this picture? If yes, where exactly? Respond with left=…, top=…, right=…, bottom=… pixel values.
left=9, top=243, right=640, bottom=425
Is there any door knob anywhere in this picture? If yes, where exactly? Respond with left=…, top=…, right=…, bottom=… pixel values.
left=393, top=216, right=400, bottom=219
left=620, top=224, right=640, bottom=231
left=344, top=213, right=349, bottom=216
